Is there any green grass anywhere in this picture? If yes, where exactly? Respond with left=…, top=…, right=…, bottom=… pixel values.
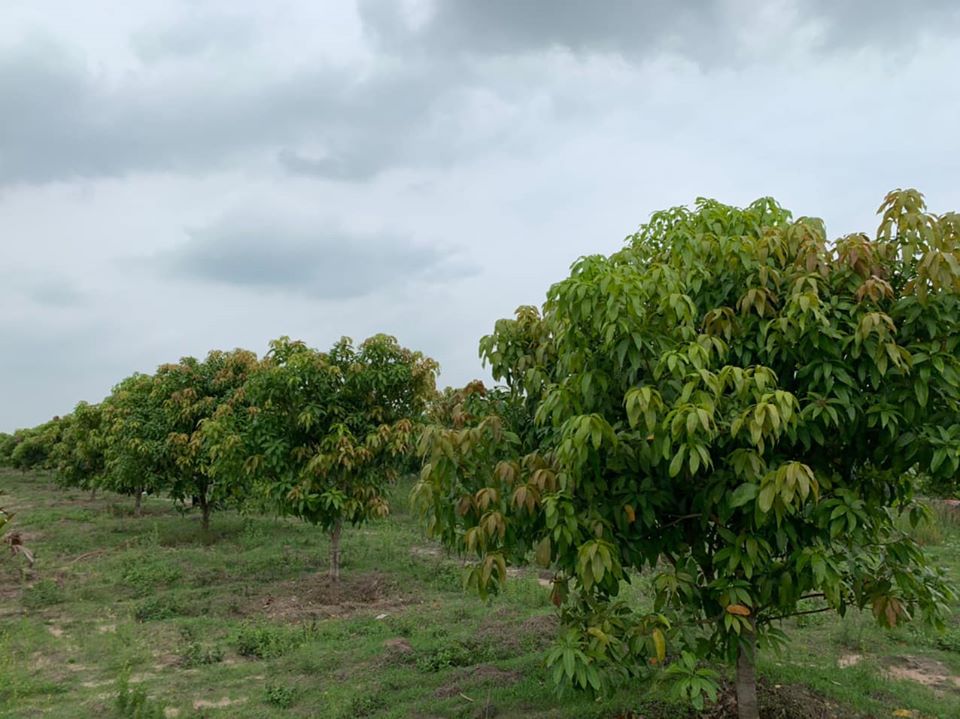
left=1, top=469, right=959, bottom=718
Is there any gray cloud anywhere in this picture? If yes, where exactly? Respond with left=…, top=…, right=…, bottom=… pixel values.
left=0, top=269, right=87, bottom=308
left=359, top=0, right=960, bottom=62
left=360, top=0, right=729, bottom=61
left=161, top=215, right=477, bottom=299
left=5, top=2, right=954, bottom=189
left=806, top=0, right=960, bottom=51
left=0, top=40, right=345, bottom=184
left=0, top=35, right=482, bottom=185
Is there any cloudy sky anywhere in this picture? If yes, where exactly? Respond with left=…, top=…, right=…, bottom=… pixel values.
left=2, top=0, right=959, bottom=431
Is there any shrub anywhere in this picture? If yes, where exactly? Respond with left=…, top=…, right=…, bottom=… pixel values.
left=234, top=622, right=309, bottom=659
left=113, top=674, right=165, bottom=719
left=22, top=580, right=65, bottom=609
left=134, top=595, right=182, bottom=622
left=265, top=684, right=298, bottom=709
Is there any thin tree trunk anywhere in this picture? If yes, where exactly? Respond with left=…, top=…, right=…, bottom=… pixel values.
left=134, top=489, right=142, bottom=517
left=329, top=519, right=343, bottom=582
left=200, top=496, right=211, bottom=534
left=736, top=624, right=760, bottom=719
left=89, top=487, right=97, bottom=501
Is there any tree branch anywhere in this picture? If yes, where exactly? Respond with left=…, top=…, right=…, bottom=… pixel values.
left=759, top=605, right=832, bottom=624
left=661, top=513, right=702, bottom=529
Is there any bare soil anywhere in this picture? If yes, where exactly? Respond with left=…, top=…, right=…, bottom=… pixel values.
left=250, top=570, right=417, bottom=620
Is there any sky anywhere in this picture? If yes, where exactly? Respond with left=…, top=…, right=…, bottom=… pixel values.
left=2, top=0, right=960, bottom=431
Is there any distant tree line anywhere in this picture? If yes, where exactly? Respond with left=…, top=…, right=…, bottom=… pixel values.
left=0, top=335, right=437, bottom=578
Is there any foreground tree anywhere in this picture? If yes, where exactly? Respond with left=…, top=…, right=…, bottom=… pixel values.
left=217, top=335, right=436, bottom=580
left=416, top=190, right=960, bottom=717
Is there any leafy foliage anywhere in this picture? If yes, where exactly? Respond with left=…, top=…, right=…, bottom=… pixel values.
left=100, top=373, right=170, bottom=507
left=53, top=401, right=107, bottom=493
left=152, top=349, right=260, bottom=529
left=208, top=334, right=437, bottom=578
left=0, top=432, right=15, bottom=466
left=6, top=418, right=67, bottom=472
left=91, top=349, right=258, bottom=525
left=113, top=672, right=166, bottom=719
left=416, top=190, right=960, bottom=712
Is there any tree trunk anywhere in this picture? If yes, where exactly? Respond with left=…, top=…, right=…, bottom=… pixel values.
left=329, top=519, right=343, bottom=582
left=200, top=495, right=211, bottom=534
left=89, top=487, right=97, bottom=501
left=736, top=625, right=760, bottom=719
left=134, top=490, right=142, bottom=517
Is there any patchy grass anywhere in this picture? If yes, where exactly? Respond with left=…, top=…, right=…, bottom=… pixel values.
left=1, top=469, right=959, bottom=718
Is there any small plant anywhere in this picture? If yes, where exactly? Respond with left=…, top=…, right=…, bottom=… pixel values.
left=386, top=616, right=415, bottom=637
left=663, top=651, right=721, bottom=712
left=341, top=693, right=385, bottom=718
left=934, top=626, right=960, bottom=653
left=134, top=595, right=182, bottom=622
left=415, top=641, right=474, bottom=672
left=234, top=622, right=309, bottom=659
left=833, top=616, right=867, bottom=651
left=177, top=634, right=224, bottom=668
left=265, top=684, right=298, bottom=709
left=22, top=579, right=64, bottom=609
left=119, top=558, right=181, bottom=596
left=114, top=673, right=165, bottom=719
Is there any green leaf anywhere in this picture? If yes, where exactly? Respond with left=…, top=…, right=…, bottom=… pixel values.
left=730, top=483, right=758, bottom=508
left=757, top=484, right=776, bottom=514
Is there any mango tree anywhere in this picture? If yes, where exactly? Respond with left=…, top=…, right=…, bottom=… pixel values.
left=0, top=433, right=15, bottom=466
left=153, top=349, right=260, bottom=532
left=53, top=402, right=107, bottom=499
left=101, top=374, right=170, bottom=516
left=416, top=190, right=960, bottom=718
left=222, top=335, right=436, bottom=580
left=8, top=418, right=66, bottom=473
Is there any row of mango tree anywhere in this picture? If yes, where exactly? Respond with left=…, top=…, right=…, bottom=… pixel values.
left=0, top=335, right=437, bottom=579
left=3, top=189, right=960, bottom=719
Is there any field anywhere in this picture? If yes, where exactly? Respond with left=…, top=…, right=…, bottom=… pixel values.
left=2, top=469, right=960, bottom=719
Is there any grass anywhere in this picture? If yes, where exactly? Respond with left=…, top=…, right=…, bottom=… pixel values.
left=1, top=469, right=959, bottom=718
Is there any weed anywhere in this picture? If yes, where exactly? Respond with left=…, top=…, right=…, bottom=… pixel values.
left=264, top=684, right=298, bottom=709
left=415, top=641, right=475, bottom=672
left=114, top=674, right=165, bottom=719
left=341, top=693, right=385, bottom=718
left=118, top=557, right=181, bottom=595
left=178, top=637, right=224, bottom=667
left=386, top=615, right=415, bottom=637
left=934, top=626, right=960, bottom=652
left=22, top=579, right=64, bottom=609
left=833, top=614, right=868, bottom=650
left=134, top=595, right=182, bottom=621
left=234, top=622, right=312, bottom=659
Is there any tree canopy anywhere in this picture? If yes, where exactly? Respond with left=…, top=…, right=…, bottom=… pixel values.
left=153, top=349, right=260, bottom=530
left=416, top=189, right=960, bottom=717
left=53, top=401, right=106, bottom=496
left=211, top=334, right=438, bottom=579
